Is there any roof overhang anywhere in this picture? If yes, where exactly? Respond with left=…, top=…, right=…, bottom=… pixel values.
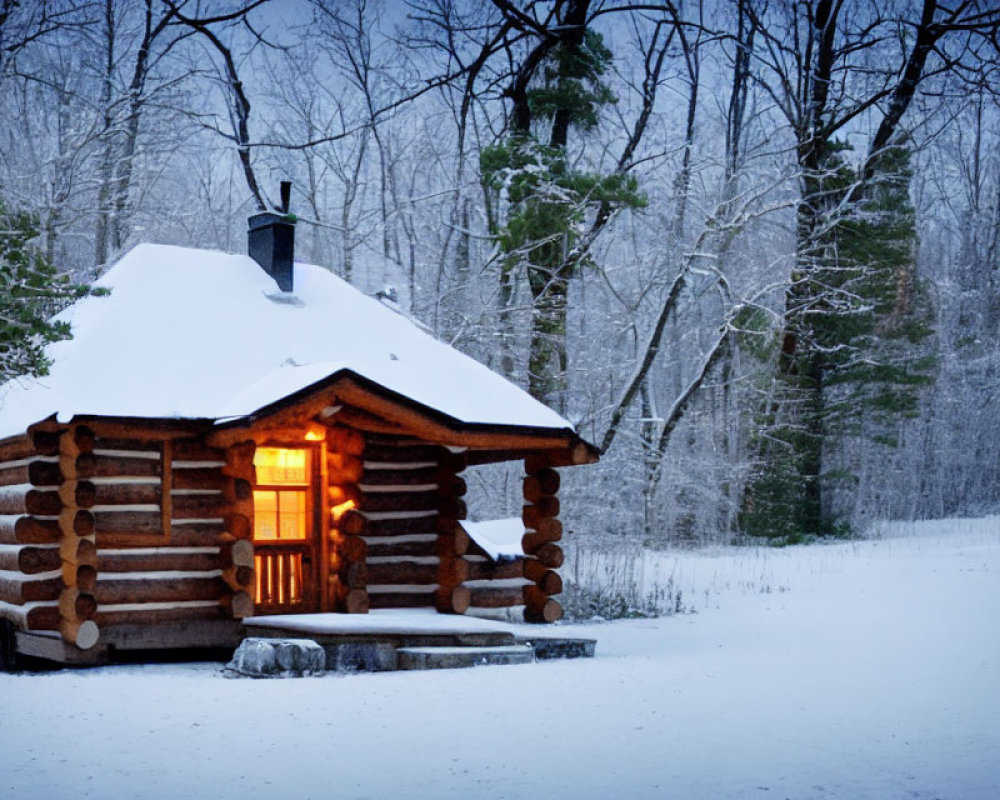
left=212, top=368, right=599, bottom=465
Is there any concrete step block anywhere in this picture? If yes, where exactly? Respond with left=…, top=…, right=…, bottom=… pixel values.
left=396, top=644, right=535, bottom=671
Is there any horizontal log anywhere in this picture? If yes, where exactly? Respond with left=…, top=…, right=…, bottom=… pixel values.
left=327, top=453, right=364, bottom=484
left=437, top=525, right=470, bottom=558
left=220, top=591, right=253, bottom=618
left=72, top=510, right=96, bottom=537
left=333, top=560, right=366, bottom=589
left=99, top=549, right=222, bottom=573
left=358, top=490, right=441, bottom=515
left=522, top=527, right=563, bottom=555
left=525, top=581, right=563, bottom=604
left=523, top=598, right=563, bottom=624
left=64, top=564, right=98, bottom=593
left=466, top=558, right=524, bottom=582
left=523, top=467, right=560, bottom=500
left=523, top=557, right=549, bottom=584
left=96, top=602, right=227, bottom=627
left=329, top=484, right=363, bottom=507
left=525, top=443, right=591, bottom=471
left=0, top=599, right=60, bottom=630
left=534, top=542, right=564, bottom=568
left=62, top=532, right=97, bottom=560
left=326, top=427, right=365, bottom=456
left=171, top=493, right=225, bottom=519
left=60, top=589, right=98, bottom=621
left=438, top=558, right=469, bottom=585
left=223, top=565, right=254, bottom=592
left=171, top=440, right=225, bottom=462
left=224, top=514, right=251, bottom=540
left=69, top=481, right=96, bottom=510
left=96, top=575, right=227, bottom=605
left=31, top=431, right=62, bottom=457
left=343, top=588, right=368, bottom=614
left=59, top=618, right=100, bottom=650
left=95, top=511, right=161, bottom=535
left=94, top=483, right=160, bottom=506
left=0, top=435, right=35, bottom=463
left=521, top=511, right=562, bottom=538
left=171, top=468, right=225, bottom=491
left=171, top=522, right=228, bottom=546
left=355, top=465, right=435, bottom=486
left=332, top=533, right=366, bottom=563
left=0, top=545, right=61, bottom=574
left=524, top=496, right=559, bottom=522
left=363, top=443, right=445, bottom=464
left=0, top=516, right=61, bottom=545
left=70, top=426, right=96, bottom=453
left=366, top=591, right=436, bottom=610
left=337, top=509, right=368, bottom=537
left=0, top=489, right=62, bottom=516
left=233, top=478, right=253, bottom=501
left=0, top=573, right=62, bottom=603
left=363, top=515, right=439, bottom=537
left=436, top=585, right=470, bottom=615
left=467, top=585, right=525, bottom=609
left=82, top=453, right=161, bottom=478
left=0, top=461, right=63, bottom=487
left=366, top=539, right=438, bottom=559
left=220, top=539, right=254, bottom=568
left=93, top=436, right=160, bottom=455
left=366, top=561, right=441, bottom=586
left=524, top=565, right=563, bottom=596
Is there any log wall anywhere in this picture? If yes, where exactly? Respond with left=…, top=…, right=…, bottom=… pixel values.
left=0, top=426, right=256, bottom=649
left=88, top=432, right=252, bottom=628
left=357, top=435, right=469, bottom=612
left=0, top=429, right=99, bottom=647
left=519, top=457, right=564, bottom=622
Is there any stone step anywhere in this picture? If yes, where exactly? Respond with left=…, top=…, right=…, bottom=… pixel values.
left=518, top=637, right=597, bottom=660
left=396, top=644, right=535, bottom=671
left=225, top=637, right=326, bottom=678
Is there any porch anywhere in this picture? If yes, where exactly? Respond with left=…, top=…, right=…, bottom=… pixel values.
left=8, top=609, right=595, bottom=671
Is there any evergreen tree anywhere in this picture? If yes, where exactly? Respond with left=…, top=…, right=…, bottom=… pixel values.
left=0, top=200, right=98, bottom=381
left=742, top=143, right=934, bottom=541
left=481, top=26, right=644, bottom=411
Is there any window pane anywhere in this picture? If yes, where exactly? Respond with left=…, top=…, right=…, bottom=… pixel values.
left=253, top=490, right=278, bottom=540
left=255, top=448, right=309, bottom=485
left=278, top=491, right=307, bottom=539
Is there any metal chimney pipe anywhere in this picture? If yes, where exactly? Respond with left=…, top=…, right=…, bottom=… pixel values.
left=248, top=182, right=295, bottom=292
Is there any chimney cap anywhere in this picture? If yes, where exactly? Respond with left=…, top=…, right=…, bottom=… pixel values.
left=249, top=211, right=296, bottom=231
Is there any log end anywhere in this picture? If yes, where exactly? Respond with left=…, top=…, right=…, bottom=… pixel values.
left=61, top=618, right=100, bottom=650
left=344, top=588, right=369, bottom=614
left=227, top=591, right=254, bottom=618
left=524, top=598, right=563, bottom=624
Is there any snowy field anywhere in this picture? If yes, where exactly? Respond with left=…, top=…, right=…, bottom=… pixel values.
left=2, top=517, right=998, bottom=799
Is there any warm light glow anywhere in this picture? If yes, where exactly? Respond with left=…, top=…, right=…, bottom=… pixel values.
left=331, top=499, right=356, bottom=522
left=304, top=424, right=326, bottom=442
left=253, top=448, right=310, bottom=541
left=254, top=447, right=309, bottom=485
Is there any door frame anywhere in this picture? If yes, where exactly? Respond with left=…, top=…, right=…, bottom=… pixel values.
left=251, top=441, right=326, bottom=614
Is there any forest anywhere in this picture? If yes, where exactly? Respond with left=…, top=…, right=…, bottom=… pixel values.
left=1, top=0, right=999, bottom=553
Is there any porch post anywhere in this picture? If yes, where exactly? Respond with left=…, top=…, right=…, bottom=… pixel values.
left=521, top=455, right=564, bottom=623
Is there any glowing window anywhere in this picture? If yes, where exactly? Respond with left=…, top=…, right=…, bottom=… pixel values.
left=253, top=448, right=310, bottom=541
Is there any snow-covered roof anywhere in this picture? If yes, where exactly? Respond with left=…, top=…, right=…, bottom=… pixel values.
left=0, top=243, right=574, bottom=439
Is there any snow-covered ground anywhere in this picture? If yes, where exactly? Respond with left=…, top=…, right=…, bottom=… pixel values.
left=2, top=517, right=998, bottom=799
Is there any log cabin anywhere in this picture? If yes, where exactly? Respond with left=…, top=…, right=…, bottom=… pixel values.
left=0, top=205, right=597, bottom=667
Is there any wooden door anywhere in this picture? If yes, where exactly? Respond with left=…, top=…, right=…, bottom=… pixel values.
left=252, top=446, right=321, bottom=614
